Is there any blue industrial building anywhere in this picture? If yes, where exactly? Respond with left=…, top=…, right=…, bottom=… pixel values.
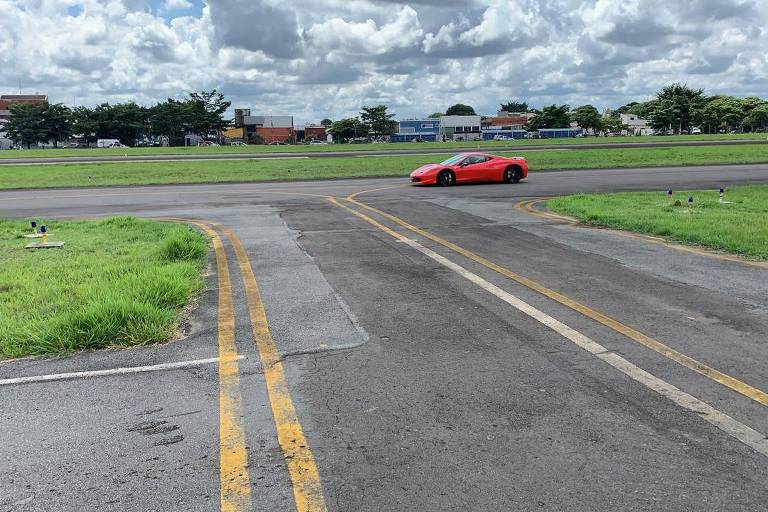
left=481, top=129, right=529, bottom=141
left=538, top=128, right=582, bottom=138
left=391, top=119, right=440, bottom=143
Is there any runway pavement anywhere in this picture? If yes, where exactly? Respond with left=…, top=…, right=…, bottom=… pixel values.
left=0, top=138, right=764, bottom=165
left=2, top=164, right=768, bottom=511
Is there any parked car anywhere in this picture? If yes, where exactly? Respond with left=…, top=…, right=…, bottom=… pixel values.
left=230, top=141, right=247, bottom=146
left=409, top=152, right=528, bottom=186
left=97, top=138, right=124, bottom=148
left=309, top=140, right=328, bottom=145
left=493, top=135, right=510, bottom=141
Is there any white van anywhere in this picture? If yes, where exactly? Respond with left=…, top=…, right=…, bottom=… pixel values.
left=97, top=139, right=125, bottom=148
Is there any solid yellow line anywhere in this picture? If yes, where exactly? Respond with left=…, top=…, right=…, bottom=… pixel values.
left=346, top=183, right=408, bottom=201
left=344, top=198, right=768, bottom=408
left=215, top=223, right=328, bottom=512
left=189, top=221, right=253, bottom=512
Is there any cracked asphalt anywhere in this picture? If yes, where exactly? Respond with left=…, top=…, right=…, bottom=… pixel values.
left=1, top=163, right=768, bottom=511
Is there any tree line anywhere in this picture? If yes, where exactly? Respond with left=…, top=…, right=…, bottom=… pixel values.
left=3, top=90, right=230, bottom=148
left=515, top=84, right=768, bottom=134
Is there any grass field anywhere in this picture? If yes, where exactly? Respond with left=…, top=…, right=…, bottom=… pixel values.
left=0, top=217, right=208, bottom=358
left=0, top=133, right=765, bottom=159
left=547, top=185, right=768, bottom=259
left=0, top=144, right=767, bottom=190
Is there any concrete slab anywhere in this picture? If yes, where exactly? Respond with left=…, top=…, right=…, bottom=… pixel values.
left=24, top=241, right=65, bottom=249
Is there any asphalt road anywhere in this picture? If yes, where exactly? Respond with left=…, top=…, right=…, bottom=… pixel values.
left=0, top=138, right=765, bottom=165
left=2, top=164, right=768, bottom=511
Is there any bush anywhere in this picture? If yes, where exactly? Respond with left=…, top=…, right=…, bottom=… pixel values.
left=158, top=228, right=208, bottom=261
left=30, top=298, right=175, bottom=354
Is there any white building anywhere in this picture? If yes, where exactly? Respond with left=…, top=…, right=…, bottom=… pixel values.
left=439, top=115, right=482, bottom=141
left=620, top=113, right=652, bottom=136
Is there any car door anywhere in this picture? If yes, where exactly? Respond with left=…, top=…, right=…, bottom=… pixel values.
left=456, top=155, right=485, bottom=182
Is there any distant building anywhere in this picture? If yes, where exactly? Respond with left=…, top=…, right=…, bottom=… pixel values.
left=391, top=119, right=440, bottom=142
left=485, top=112, right=532, bottom=130
left=0, top=94, right=48, bottom=136
left=440, top=115, right=482, bottom=141
left=481, top=129, right=528, bottom=140
left=234, top=109, right=295, bottom=144
left=620, top=113, right=652, bottom=136
left=538, top=128, right=582, bottom=138
left=495, top=110, right=535, bottom=120
left=299, top=125, right=327, bottom=142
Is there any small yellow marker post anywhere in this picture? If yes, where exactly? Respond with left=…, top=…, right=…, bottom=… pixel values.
left=25, top=224, right=65, bottom=249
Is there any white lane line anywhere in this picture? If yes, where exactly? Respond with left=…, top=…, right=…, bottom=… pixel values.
left=399, top=238, right=768, bottom=457
left=0, top=356, right=244, bottom=386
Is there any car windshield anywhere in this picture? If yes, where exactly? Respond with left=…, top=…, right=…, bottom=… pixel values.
left=440, top=154, right=466, bottom=165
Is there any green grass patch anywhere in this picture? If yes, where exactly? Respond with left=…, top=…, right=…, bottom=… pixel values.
left=0, top=217, right=208, bottom=358
left=547, top=185, right=768, bottom=259
left=0, top=144, right=767, bottom=190
left=1, top=133, right=765, bottom=159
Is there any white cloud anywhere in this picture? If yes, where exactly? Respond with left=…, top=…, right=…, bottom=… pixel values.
left=1, top=0, right=768, bottom=124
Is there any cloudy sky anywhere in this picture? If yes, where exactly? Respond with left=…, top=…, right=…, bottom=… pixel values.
left=1, top=0, right=765, bottom=123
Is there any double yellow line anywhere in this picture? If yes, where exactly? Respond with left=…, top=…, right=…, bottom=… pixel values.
left=338, top=192, right=768, bottom=408
left=180, top=219, right=327, bottom=512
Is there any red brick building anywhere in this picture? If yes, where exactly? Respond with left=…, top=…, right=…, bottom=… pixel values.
left=255, top=127, right=295, bottom=144
left=482, top=116, right=528, bottom=130
left=0, top=94, right=48, bottom=126
left=304, top=126, right=327, bottom=141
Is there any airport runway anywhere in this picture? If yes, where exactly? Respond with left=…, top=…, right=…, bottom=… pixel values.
left=2, top=164, right=768, bottom=511
left=0, top=138, right=764, bottom=165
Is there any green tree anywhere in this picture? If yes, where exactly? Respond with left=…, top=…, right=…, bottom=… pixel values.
left=572, top=105, right=602, bottom=134
left=42, top=103, right=72, bottom=147
left=600, top=115, right=628, bottom=135
left=613, top=102, right=639, bottom=118
left=149, top=99, right=193, bottom=146
left=649, top=83, right=706, bottom=134
left=525, top=104, right=570, bottom=130
left=427, top=112, right=442, bottom=119
left=359, top=105, right=397, bottom=136
left=320, top=118, right=333, bottom=127
left=697, top=96, right=744, bottom=134
left=628, top=100, right=658, bottom=119
left=3, top=103, right=48, bottom=148
left=187, top=89, right=231, bottom=137
left=743, top=102, right=768, bottom=132
left=445, top=104, right=476, bottom=116
left=500, top=101, right=529, bottom=113
left=328, top=118, right=369, bottom=142
left=740, top=97, right=768, bottom=132
left=71, top=106, right=98, bottom=145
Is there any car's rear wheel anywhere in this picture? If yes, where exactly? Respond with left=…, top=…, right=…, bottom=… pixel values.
left=504, top=165, right=522, bottom=183
left=437, top=170, right=455, bottom=186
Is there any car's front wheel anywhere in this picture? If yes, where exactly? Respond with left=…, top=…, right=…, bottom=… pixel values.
left=437, top=170, right=455, bottom=186
left=504, top=165, right=522, bottom=183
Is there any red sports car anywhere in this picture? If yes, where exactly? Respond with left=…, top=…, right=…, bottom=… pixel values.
left=409, top=153, right=528, bottom=186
